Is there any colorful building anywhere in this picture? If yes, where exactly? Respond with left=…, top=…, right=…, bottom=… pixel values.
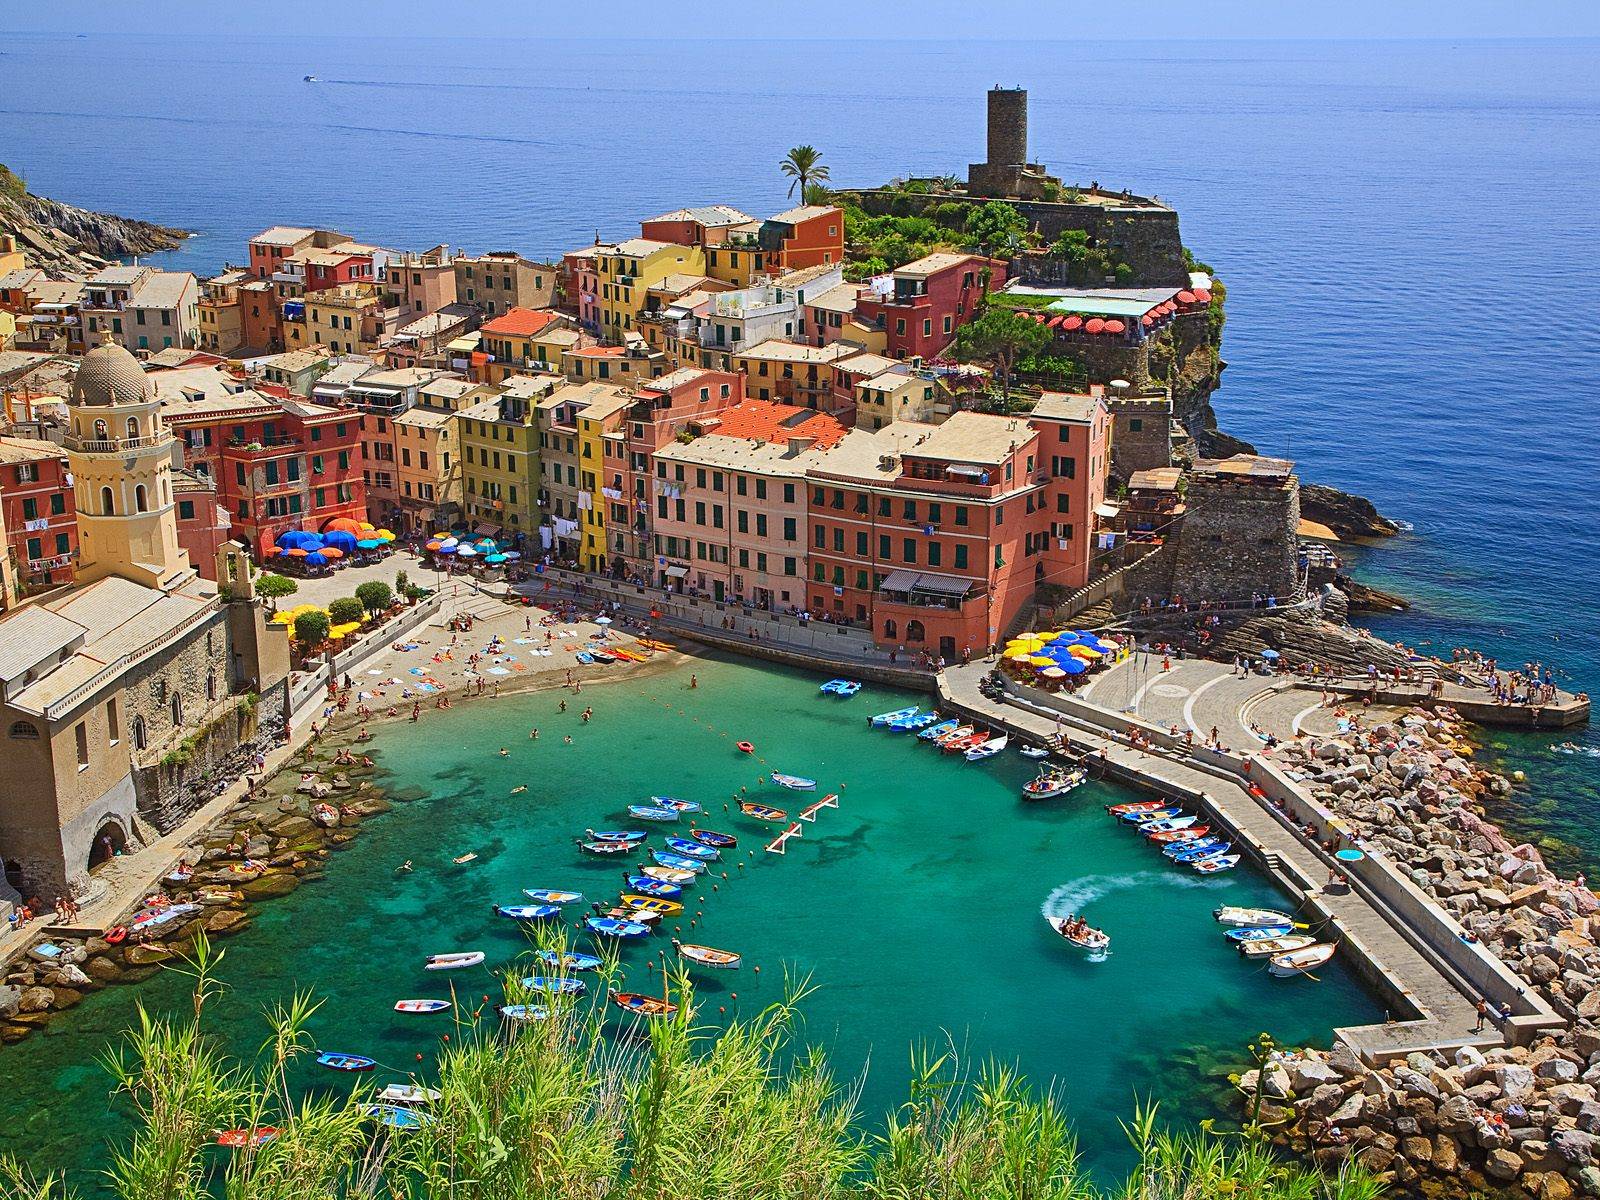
left=196, top=270, right=247, bottom=355
left=574, top=390, right=633, bottom=572
left=295, top=285, right=387, bottom=356
left=639, top=206, right=756, bottom=249
left=172, top=468, right=230, bottom=580
left=387, top=246, right=459, bottom=319
left=246, top=226, right=348, bottom=281
left=535, top=382, right=630, bottom=561
left=477, top=307, right=571, bottom=383
left=760, top=205, right=845, bottom=271
left=457, top=375, right=555, bottom=540
left=0, top=436, right=77, bottom=598
left=80, top=266, right=200, bottom=354
left=1027, top=391, right=1113, bottom=592
left=853, top=252, right=1006, bottom=360
left=733, top=339, right=857, bottom=411
left=564, top=339, right=667, bottom=385
left=596, top=239, right=705, bottom=339
left=391, top=377, right=493, bottom=533
left=454, top=253, right=556, bottom=318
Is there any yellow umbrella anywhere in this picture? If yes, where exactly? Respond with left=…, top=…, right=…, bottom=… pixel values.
left=1004, top=649, right=1035, bottom=662
left=1069, top=645, right=1102, bottom=660
left=1028, top=655, right=1056, bottom=666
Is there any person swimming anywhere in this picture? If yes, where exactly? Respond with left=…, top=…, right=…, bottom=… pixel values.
left=511, top=784, right=528, bottom=794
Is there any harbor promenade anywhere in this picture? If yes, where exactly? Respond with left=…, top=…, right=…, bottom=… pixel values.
left=936, top=663, right=1566, bottom=1064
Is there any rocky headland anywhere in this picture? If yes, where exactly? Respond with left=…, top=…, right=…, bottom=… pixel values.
left=0, top=163, right=189, bottom=274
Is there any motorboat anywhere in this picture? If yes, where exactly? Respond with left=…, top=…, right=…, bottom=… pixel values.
left=1019, top=745, right=1051, bottom=760
left=627, top=805, right=679, bottom=822
left=1165, top=838, right=1228, bottom=861
left=1022, top=768, right=1086, bottom=800
left=770, top=773, right=815, bottom=791
left=673, top=939, right=742, bottom=969
left=376, top=1084, right=442, bottom=1105
left=585, top=915, right=651, bottom=939
left=638, top=865, right=697, bottom=885
left=689, top=828, right=737, bottom=849
left=933, top=724, right=974, bottom=746
left=652, top=850, right=708, bottom=873
left=1238, top=934, right=1317, bottom=959
left=820, top=679, right=861, bottom=696
left=497, top=1003, right=551, bottom=1023
left=586, top=829, right=646, bottom=843
left=1192, top=854, right=1240, bottom=873
left=578, top=839, right=636, bottom=856
left=918, top=719, right=960, bottom=741
left=888, top=711, right=938, bottom=731
left=1045, top=916, right=1110, bottom=957
left=1107, top=800, right=1167, bottom=816
left=368, top=1104, right=436, bottom=1130
left=964, top=734, right=1010, bottom=761
left=650, top=797, right=701, bottom=813
left=1137, top=814, right=1196, bottom=833
left=517, top=975, right=586, bottom=996
left=870, top=706, right=919, bottom=726
left=1119, top=806, right=1180, bottom=824
left=317, top=1052, right=376, bottom=1072
left=664, top=837, right=719, bottom=860
left=424, top=951, right=485, bottom=971
left=1148, top=826, right=1212, bottom=844
left=522, top=889, right=583, bottom=904
left=533, top=949, right=602, bottom=972
left=393, top=999, right=451, bottom=1014
left=1215, top=906, right=1296, bottom=928
left=1225, top=925, right=1295, bottom=943
left=596, top=904, right=661, bottom=927
left=625, top=875, right=683, bottom=899
left=739, top=802, right=787, bottom=821
left=494, top=903, right=560, bottom=921
left=1268, top=943, right=1336, bottom=978
left=610, top=990, right=678, bottom=1018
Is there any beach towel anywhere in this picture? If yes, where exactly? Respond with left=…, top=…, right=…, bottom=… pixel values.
left=488, top=667, right=511, bottom=676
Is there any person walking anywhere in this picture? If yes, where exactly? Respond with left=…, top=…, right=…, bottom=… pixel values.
left=1474, top=998, right=1489, bottom=1033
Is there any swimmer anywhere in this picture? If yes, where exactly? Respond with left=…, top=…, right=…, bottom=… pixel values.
left=498, top=747, right=509, bottom=757
left=511, top=785, right=528, bottom=794
left=563, top=735, right=573, bottom=745
left=396, top=860, right=413, bottom=874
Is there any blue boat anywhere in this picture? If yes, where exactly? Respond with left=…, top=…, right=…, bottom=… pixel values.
left=522, top=889, right=584, bottom=904
left=317, top=1052, right=376, bottom=1072
left=650, top=796, right=701, bottom=813
left=575, top=651, right=594, bottom=665
left=625, top=876, right=684, bottom=899
left=585, top=915, right=652, bottom=939
left=586, top=829, right=646, bottom=843
left=689, top=828, right=737, bottom=849
left=1164, top=838, right=1226, bottom=860
left=1119, top=807, right=1180, bottom=824
left=870, top=706, right=919, bottom=726
left=652, top=850, right=708, bottom=873
left=498, top=1003, right=551, bottom=1023
left=518, top=975, right=587, bottom=996
left=820, top=679, right=861, bottom=696
left=628, top=805, right=679, bottom=822
left=368, top=1103, right=435, bottom=1129
left=889, top=711, right=938, bottom=731
left=494, top=903, right=560, bottom=921
left=665, top=837, right=719, bottom=861
left=918, top=719, right=960, bottom=741
left=1225, top=925, right=1295, bottom=943
left=534, top=949, right=602, bottom=971
left=1173, top=842, right=1233, bottom=864
left=770, top=772, right=816, bottom=791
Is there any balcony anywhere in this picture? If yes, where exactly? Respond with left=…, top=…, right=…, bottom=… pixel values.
left=64, top=432, right=169, bottom=454
left=877, top=568, right=975, bottom=612
left=228, top=435, right=303, bottom=453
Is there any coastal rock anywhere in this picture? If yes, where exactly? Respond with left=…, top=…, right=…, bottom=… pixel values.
left=1437, top=1095, right=1479, bottom=1136
left=1298, top=483, right=1401, bottom=539
left=17, top=986, right=54, bottom=1013
left=0, top=170, right=187, bottom=274
left=1554, top=1130, right=1600, bottom=1167
left=1540, top=1059, right=1583, bottom=1084
left=0, top=984, right=19, bottom=1018
left=1577, top=1166, right=1600, bottom=1197
left=203, top=909, right=250, bottom=936
left=1395, top=1067, right=1443, bottom=1101
left=1434, top=1133, right=1461, bottom=1173
left=43, top=964, right=91, bottom=989
left=84, top=956, right=124, bottom=984
left=238, top=873, right=299, bottom=901
left=1292, top=1058, right=1345, bottom=1091
left=122, top=944, right=173, bottom=966
left=1484, top=1147, right=1524, bottom=1181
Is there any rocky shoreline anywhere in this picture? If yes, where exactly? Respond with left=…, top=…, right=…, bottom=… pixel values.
left=1, top=163, right=189, bottom=274
left=1244, top=706, right=1600, bottom=1199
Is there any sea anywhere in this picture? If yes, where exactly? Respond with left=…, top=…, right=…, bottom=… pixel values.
left=0, top=31, right=1597, bottom=1181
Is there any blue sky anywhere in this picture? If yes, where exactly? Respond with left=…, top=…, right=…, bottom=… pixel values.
left=7, top=0, right=1600, bottom=39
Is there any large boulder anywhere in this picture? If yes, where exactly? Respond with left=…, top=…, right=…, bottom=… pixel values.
left=17, top=986, right=54, bottom=1013
left=1554, top=1130, right=1600, bottom=1167
left=1490, top=1063, right=1538, bottom=1101
left=1541, top=1058, right=1583, bottom=1084
left=0, top=984, right=19, bottom=1019
left=1484, top=1147, right=1524, bottom=1182
left=1436, top=1095, right=1479, bottom=1136
left=238, top=873, right=299, bottom=901
left=1292, top=1058, right=1345, bottom=1092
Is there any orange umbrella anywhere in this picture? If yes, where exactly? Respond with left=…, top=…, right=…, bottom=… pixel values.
left=320, top=546, right=345, bottom=559
left=325, top=517, right=363, bottom=534
left=285, top=547, right=309, bottom=557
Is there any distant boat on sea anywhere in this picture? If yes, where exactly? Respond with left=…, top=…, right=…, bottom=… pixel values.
left=304, top=74, right=318, bottom=82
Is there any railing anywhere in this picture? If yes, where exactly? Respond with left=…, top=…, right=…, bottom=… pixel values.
left=64, top=433, right=170, bottom=454
left=36, top=597, right=223, bottom=720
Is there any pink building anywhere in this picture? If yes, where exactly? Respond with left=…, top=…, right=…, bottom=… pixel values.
left=560, top=248, right=602, bottom=332
left=649, top=400, right=847, bottom=606
left=1027, top=391, right=1112, bottom=592
left=853, top=252, right=1006, bottom=360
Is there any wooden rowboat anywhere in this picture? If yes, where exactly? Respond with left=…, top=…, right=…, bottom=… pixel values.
left=610, top=990, right=678, bottom=1018
left=739, top=801, right=787, bottom=822
left=673, top=939, right=741, bottom=969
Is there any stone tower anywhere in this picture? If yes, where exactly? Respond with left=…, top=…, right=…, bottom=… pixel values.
left=65, top=333, right=194, bottom=592
left=987, top=87, right=1028, bottom=170
left=1167, top=456, right=1303, bottom=606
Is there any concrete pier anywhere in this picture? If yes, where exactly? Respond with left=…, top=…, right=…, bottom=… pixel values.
left=936, top=664, right=1566, bottom=1064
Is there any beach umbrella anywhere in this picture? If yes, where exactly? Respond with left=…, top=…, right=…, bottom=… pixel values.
left=358, top=521, right=375, bottom=532
left=264, top=546, right=282, bottom=557
left=502, top=550, right=522, bottom=560
left=1260, top=649, right=1281, bottom=660
left=1049, top=632, right=1082, bottom=646
left=438, top=537, right=458, bottom=549
left=1103, top=319, right=1126, bottom=335
left=456, top=544, right=479, bottom=558
left=1068, top=645, right=1102, bottom=660
left=276, top=530, right=314, bottom=550
left=1004, top=650, right=1034, bottom=662
left=1062, top=315, right=1083, bottom=331
left=485, top=553, right=507, bottom=564
left=425, top=540, right=442, bottom=552
left=1028, top=655, right=1055, bottom=667
left=322, top=529, right=358, bottom=552
left=436, top=544, right=457, bottom=555
left=325, top=517, right=363, bottom=535
left=356, top=538, right=382, bottom=550
left=304, top=552, right=328, bottom=568
left=285, top=547, right=309, bottom=558
left=1059, top=657, right=1088, bottom=675
left=320, top=547, right=344, bottom=560
left=1090, top=637, right=1120, bottom=653
left=1038, top=666, right=1067, bottom=679
left=1335, top=848, right=1365, bottom=862
left=1084, top=318, right=1106, bottom=334
left=376, top=528, right=395, bottom=541
left=595, top=616, right=613, bottom=625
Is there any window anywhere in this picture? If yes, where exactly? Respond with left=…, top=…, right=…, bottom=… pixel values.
left=928, top=542, right=942, bottom=566
left=107, top=698, right=120, bottom=745
left=954, top=506, right=968, bottom=526
left=179, top=499, right=195, bottom=519
left=954, top=545, right=968, bottom=569
left=782, top=517, right=796, bottom=541
left=101, top=485, right=114, bottom=514
left=9, top=720, right=39, bottom=739
left=21, top=497, right=37, bottom=521
left=856, top=532, right=868, bottom=555
left=814, top=524, right=826, bottom=548
left=135, top=484, right=148, bottom=513
left=75, top=722, right=89, bottom=769
left=1057, top=494, right=1070, bottom=513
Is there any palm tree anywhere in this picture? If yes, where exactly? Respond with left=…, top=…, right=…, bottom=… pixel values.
left=780, top=145, right=830, bottom=200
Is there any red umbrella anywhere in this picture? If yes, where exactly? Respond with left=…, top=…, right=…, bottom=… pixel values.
left=1062, top=315, right=1083, bottom=331
left=1047, top=315, right=1065, bottom=329
left=1084, top=318, right=1106, bottom=334
left=1193, top=289, right=1211, bottom=303
left=264, top=546, right=282, bottom=557
left=1103, top=319, right=1126, bottom=334
left=1161, top=301, right=1177, bottom=314
left=285, top=548, right=309, bottom=557
left=1141, top=314, right=1156, bottom=327
left=1177, top=290, right=1196, bottom=304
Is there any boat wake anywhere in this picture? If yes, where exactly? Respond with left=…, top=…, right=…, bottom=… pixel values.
left=1040, top=870, right=1215, bottom=919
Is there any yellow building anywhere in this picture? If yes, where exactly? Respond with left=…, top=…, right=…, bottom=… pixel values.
left=296, top=285, right=384, bottom=355
left=393, top=377, right=498, bottom=532
left=563, top=338, right=667, bottom=385
left=574, top=390, right=632, bottom=572
left=597, top=238, right=704, bottom=339
left=456, top=374, right=558, bottom=537
left=854, top=365, right=949, bottom=431
left=477, top=308, right=575, bottom=384
left=703, top=226, right=773, bottom=287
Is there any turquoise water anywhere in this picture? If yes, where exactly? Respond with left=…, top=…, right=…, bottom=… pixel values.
left=0, top=654, right=1380, bottom=1186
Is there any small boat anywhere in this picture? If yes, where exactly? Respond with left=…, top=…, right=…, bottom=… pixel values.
left=522, top=889, right=584, bottom=905
left=1268, top=943, right=1336, bottom=978
left=652, top=850, right=708, bottom=873
left=312, top=803, right=340, bottom=827
left=933, top=724, right=974, bottom=746
left=579, top=840, right=636, bottom=856
left=586, top=829, right=646, bottom=843
left=453, top=852, right=479, bottom=865
left=1107, top=800, right=1167, bottom=815
left=1019, top=745, right=1051, bottom=760
left=619, top=895, right=683, bottom=916
left=964, top=734, right=1010, bottom=761
left=498, top=1003, right=551, bottom=1023
left=494, top=903, right=560, bottom=921
left=1215, top=906, right=1296, bottom=928
left=303, top=74, right=318, bottom=82
left=1238, top=934, right=1317, bottom=959
left=626, top=875, right=684, bottom=898
left=1148, top=826, right=1211, bottom=845
left=918, top=719, right=960, bottom=741
left=424, top=951, right=485, bottom=971
left=216, top=1126, right=279, bottom=1148
left=1164, top=837, right=1227, bottom=860
left=639, top=865, right=697, bottom=885
left=534, top=949, right=603, bottom=972
left=1137, top=814, right=1196, bottom=833
left=650, top=796, right=701, bottom=813
left=368, top=1103, right=435, bottom=1130
left=942, top=732, right=988, bottom=755
left=689, top=828, right=737, bottom=849
left=1045, top=916, right=1110, bottom=956
left=1225, top=925, right=1295, bottom=943
left=587, top=649, right=617, bottom=664
left=377, top=1084, right=441, bottom=1105
left=664, top=837, right=719, bottom=860
left=585, top=915, right=651, bottom=939
left=1119, top=806, right=1180, bottom=824
left=317, top=1052, right=377, bottom=1072
left=870, top=706, right=919, bottom=726
left=610, top=990, right=678, bottom=1018
left=737, top=741, right=755, bottom=754
left=1023, top=769, right=1085, bottom=800
left=638, top=638, right=675, bottom=652
left=820, top=679, right=861, bottom=696
left=739, top=801, right=787, bottom=822
left=575, top=652, right=594, bottom=665
left=1193, top=854, right=1240, bottom=874
left=517, top=975, right=586, bottom=996
left=628, top=805, right=679, bottom=822
left=673, top=939, right=742, bottom=969
left=770, top=773, right=815, bottom=791
left=888, top=711, right=938, bottom=731
left=596, top=904, right=662, bottom=927
left=394, top=998, right=452, bottom=1014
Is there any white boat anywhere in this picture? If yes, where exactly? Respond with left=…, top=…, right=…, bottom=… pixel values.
left=1022, top=768, right=1085, bottom=800
left=423, top=951, right=485, bottom=971
left=964, top=734, right=1009, bottom=761
left=377, top=1083, right=442, bottom=1105
left=393, top=998, right=451, bottom=1014
left=1192, top=854, right=1240, bottom=874
left=1214, top=906, right=1296, bottom=928
left=1237, top=934, right=1317, bottom=959
left=1045, top=915, right=1110, bottom=957
left=1268, top=943, right=1336, bottom=978
left=1019, top=745, right=1051, bottom=760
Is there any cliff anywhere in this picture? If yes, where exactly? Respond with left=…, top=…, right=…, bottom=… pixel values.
left=0, top=163, right=188, bottom=274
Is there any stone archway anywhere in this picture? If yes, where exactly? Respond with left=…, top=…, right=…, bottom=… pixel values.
left=87, top=817, right=129, bottom=870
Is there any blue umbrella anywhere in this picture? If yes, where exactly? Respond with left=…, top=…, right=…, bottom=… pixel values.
left=356, top=538, right=382, bottom=550
left=435, top=544, right=457, bottom=554
left=1049, top=632, right=1083, bottom=646
left=304, top=551, right=328, bottom=567
left=501, top=550, right=522, bottom=560
left=322, top=529, right=358, bottom=552
left=1058, top=657, right=1088, bottom=675
left=276, top=530, right=319, bottom=550
left=485, top=553, right=507, bottom=564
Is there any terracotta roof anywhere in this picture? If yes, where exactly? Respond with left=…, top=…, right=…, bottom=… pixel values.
left=480, top=307, right=562, bottom=338
left=0, top=436, right=66, bottom=465
left=701, top=400, right=847, bottom=449
left=568, top=345, right=625, bottom=358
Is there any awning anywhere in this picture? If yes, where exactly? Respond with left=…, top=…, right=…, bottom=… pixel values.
left=1094, top=502, right=1121, bottom=519
left=663, top=564, right=690, bottom=579
left=910, top=572, right=974, bottom=597
left=878, top=568, right=921, bottom=592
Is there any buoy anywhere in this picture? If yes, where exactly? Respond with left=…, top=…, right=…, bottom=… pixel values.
left=416, top=1053, right=424, bottom=1061
left=753, top=966, right=760, bottom=974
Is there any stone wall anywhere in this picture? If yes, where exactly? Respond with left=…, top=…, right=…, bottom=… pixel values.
left=1106, top=395, right=1173, bottom=479
left=1168, top=476, right=1302, bottom=605
left=121, top=609, right=233, bottom=768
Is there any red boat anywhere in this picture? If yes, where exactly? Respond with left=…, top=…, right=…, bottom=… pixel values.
left=941, top=731, right=988, bottom=754
left=1148, top=825, right=1212, bottom=844
left=610, top=990, right=678, bottom=1018
left=216, top=1127, right=279, bottom=1148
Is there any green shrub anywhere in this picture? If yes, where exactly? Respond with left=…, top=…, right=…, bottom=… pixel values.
left=354, top=580, right=393, bottom=615
left=292, top=610, right=330, bottom=647
left=255, top=572, right=298, bottom=601
left=328, top=596, right=364, bottom=625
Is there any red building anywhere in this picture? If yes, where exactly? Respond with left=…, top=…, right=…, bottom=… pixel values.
left=639, top=205, right=755, bottom=250
left=302, top=245, right=377, bottom=292
left=805, top=411, right=1049, bottom=660
left=760, top=205, right=845, bottom=271
left=853, top=252, right=1006, bottom=360
left=173, top=468, right=230, bottom=579
left=0, top=436, right=77, bottom=597
left=1028, top=392, right=1112, bottom=593
left=162, top=388, right=366, bottom=558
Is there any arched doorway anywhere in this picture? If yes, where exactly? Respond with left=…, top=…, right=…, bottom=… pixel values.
left=88, top=818, right=129, bottom=870
left=906, top=620, right=926, bottom=643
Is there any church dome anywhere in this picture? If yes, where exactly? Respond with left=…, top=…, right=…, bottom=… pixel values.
left=70, top=336, right=154, bottom=407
